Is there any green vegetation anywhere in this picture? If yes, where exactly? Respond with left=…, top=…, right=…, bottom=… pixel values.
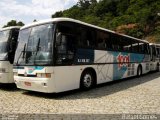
left=3, top=20, right=24, bottom=28
left=52, top=0, right=160, bottom=43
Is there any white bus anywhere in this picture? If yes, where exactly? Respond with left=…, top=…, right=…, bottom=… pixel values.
left=150, top=43, right=160, bottom=71
left=13, top=18, right=150, bottom=93
left=0, top=26, right=20, bottom=83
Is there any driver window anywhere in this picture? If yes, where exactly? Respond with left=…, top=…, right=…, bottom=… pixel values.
left=56, top=22, right=77, bottom=65
left=57, top=35, right=67, bottom=54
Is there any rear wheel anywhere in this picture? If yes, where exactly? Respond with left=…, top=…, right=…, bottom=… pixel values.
left=80, top=71, right=94, bottom=90
left=137, top=66, right=142, bottom=77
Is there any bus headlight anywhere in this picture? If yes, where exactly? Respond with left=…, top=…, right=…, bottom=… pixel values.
left=37, top=73, right=51, bottom=78
left=0, top=68, right=6, bottom=73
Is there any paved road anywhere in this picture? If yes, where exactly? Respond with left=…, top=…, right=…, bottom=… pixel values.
left=0, top=72, right=160, bottom=119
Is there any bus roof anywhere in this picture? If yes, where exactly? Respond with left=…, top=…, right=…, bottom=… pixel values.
left=150, top=43, right=160, bottom=49
left=150, top=43, right=160, bottom=46
left=0, top=26, right=21, bottom=31
left=155, top=44, right=160, bottom=48
left=21, top=17, right=149, bottom=43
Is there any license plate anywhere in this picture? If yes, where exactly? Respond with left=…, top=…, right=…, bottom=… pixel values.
left=24, top=82, right=31, bottom=86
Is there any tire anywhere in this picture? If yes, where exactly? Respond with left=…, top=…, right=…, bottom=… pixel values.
left=80, top=71, right=94, bottom=90
left=137, top=66, right=142, bottom=77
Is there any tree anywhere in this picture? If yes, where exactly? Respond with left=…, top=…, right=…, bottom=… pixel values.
left=78, top=0, right=91, bottom=9
left=33, top=19, right=37, bottom=22
left=50, top=0, right=160, bottom=42
left=3, top=20, right=25, bottom=28
left=52, top=11, right=63, bottom=18
left=17, top=21, right=25, bottom=26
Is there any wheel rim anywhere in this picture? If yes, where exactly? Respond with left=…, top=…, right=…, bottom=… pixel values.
left=83, top=74, right=92, bottom=88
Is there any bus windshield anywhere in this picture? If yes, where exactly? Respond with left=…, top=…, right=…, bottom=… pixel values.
left=0, top=30, right=10, bottom=60
left=14, top=24, right=53, bottom=66
left=0, top=30, right=10, bottom=42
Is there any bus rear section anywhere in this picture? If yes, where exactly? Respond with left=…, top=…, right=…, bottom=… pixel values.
left=150, top=43, right=160, bottom=72
left=0, top=27, right=20, bottom=83
left=13, top=18, right=150, bottom=93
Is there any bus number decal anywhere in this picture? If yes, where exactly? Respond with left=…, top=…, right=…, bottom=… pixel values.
left=78, top=59, right=90, bottom=63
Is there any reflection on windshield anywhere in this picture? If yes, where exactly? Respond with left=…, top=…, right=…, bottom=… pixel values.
left=0, top=42, right=8, bottom=53
left=0, top=42, right=8, bottom=60
left=0, top=30, right=10, bottom=42
left=14, top=24, right=53, bottom=66
left=0, top=30, right=10, bottom=60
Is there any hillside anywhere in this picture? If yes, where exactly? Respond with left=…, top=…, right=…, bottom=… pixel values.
left=52, top=0, right=160, bottom=43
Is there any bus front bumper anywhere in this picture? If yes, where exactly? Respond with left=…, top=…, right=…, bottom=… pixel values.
left=14, top=76, right=55, bottom=93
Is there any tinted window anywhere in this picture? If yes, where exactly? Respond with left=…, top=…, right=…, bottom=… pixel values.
left=56, top=22, right=77, bottom=65
left=96, top=30, right=110, bottom=50
left=77, top=26, right=95, bottom=48
left=131, top=40, right=139, bottom=53
left=139, top=42, right=149, bottom=54
left=121, top=37, right=132, bottom=52
left=157, top=48, right=160, bottom=55
left=111, top=34, right=120, bottom=51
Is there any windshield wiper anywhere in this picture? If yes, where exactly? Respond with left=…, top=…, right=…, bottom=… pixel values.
left=16, top=43, right=26, bottom=65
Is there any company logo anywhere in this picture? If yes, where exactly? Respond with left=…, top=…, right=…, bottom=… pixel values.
left=117, top=53, right=130, bottom=69
left=27, top=67, right=35, bottom=73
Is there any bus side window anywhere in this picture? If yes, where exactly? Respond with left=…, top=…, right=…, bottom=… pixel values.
left=131, top=41, right=139, bottom=53
left=139, top=43, right=144, bottom=54
left=147, top=44, right=150, bottom=54
left=106, top=39, right=113, bottom=50
left=157, top=48, right=160, bottom=57
left=77, top=26, right=95, bottom=49
left=111, top=34, right=121, bottom=51
left=96, top=30, right=112, bottom=50
left=144, top=44, right=149, bottom=54
left=96, top=30, right=110, bottom=50
left=121, top=38, right=131, bottom=52
left=97, top=38, right=105, bottom=49
left=55, top=22, right=77, bottom=65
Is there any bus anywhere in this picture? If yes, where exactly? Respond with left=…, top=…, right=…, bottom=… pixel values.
left=150, top=43, right=160, bottom=71
left=13, top=18, right=150, bottom=93
left=0, top=26, right=20, bottom=83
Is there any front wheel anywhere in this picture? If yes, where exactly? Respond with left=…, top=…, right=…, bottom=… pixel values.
left=137, top=66, right=142, bottom=77
left=80, top=71, right=94, bottom=90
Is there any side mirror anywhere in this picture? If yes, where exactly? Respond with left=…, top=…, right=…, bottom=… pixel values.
left=56, top=32, right=62, bottom=46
